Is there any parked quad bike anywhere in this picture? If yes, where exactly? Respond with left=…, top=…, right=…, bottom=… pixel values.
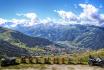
left=0, top=57, right=19, bottom=66
left=88, top=56, right=104, bottom=67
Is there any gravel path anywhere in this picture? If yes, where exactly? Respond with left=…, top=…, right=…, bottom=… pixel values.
left=1, top=65, right=104, bottom=70
left=47, top=65, right=104, bottom=70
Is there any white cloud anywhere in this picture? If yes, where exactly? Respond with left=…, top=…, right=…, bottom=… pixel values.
left=79, top=4, right=98, bottom=22
left=16, top=13, right=37, bottom=19
left=11, top=19, right=27, bottom=24
left=79, top=4, right=98, bottom=14
left=16, top=13, right=39, bottom=26
left=79, top=4, right=104, bottom=25
left=40, top=17, right=53, bottom=24
left=0, top=18, right=7, bottom=25
left=24, top=13, right=37, bottom=19
left=98, top=14, right=104, bottom=24
left=54, top=10, right=79, bottom=23
left=1, top=4, right=104, bottom=27
left=54, top=4, right=104, bottom=26
left=2, top=11, right=60, bottom=27
left=10, top=19, right=28, bottom=27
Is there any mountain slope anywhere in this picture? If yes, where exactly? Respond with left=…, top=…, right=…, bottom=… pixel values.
left=0, top=40, right=29, bottom=57
left=75, top=26, right=104, bottom=50
left=0, top=27, right=53, bottom=47
left=12, top=24, right=104, bottom=50
left=0, top=27, right=60, bottom=56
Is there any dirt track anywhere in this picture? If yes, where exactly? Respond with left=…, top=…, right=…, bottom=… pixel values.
left=1, top=65, right=104, bottom=70
left=46, top=65, right=104, bottom=70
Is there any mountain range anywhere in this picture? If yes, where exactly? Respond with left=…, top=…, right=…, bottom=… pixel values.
left=0, top=23, right=104, bottom=56
left=11, top=23, right=104, bottom=50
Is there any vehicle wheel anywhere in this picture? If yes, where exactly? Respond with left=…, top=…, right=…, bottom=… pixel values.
left=100, top=64, right=104, bottom=67
left=88, top=61, right=93, bottom=66
left=1, top=62, right=6, bottom=66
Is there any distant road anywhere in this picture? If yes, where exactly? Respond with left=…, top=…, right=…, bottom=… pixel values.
left=1, top=65, right=104, bottom=70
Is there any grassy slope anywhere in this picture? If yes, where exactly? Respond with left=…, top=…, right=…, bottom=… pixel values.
left=0, top=27, right=54, bottom=56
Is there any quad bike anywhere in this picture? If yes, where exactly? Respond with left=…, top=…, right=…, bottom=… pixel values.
left=0, top=57, right=19, bottom=66
left=88, top=56, right=104, bottom=67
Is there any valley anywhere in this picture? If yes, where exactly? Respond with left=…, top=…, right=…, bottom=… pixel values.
left=1, top=24, right=104, bottom=56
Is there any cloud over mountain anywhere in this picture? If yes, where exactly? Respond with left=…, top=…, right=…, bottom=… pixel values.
left=0, top=4, right=104, bottom=27
left=55, top=4, right=104, bottom=26
left=16, top=13, right=39, bottom=26
left=0, top=18, right=7, bottom=25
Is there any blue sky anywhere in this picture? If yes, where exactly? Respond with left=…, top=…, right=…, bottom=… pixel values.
left=0, top=0, right=104, bottom=27
left=0, top=0, right=103, bottom=19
